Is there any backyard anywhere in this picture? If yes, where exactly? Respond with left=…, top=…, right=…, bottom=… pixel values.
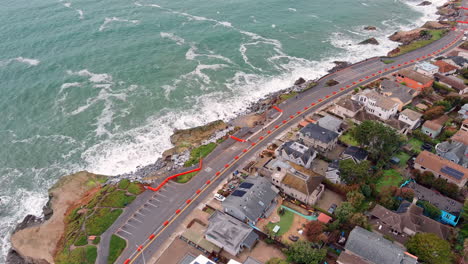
left=266, top=209, right=295, bottom=236
left=376, top=169, right=404, bottom=191
left=394, top=152, right=411, bottom=168
left=407, top=138, right=423, bottom=153
left=339, top=133, right=359, bottom=147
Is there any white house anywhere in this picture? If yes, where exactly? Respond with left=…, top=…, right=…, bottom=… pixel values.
left=352, top=89, right=399, bottom=120
left=414, top=61, right=439, bottom=76
left=398, top=108, right=423, bottom=129
left=277, top=141, right=316, bottom=169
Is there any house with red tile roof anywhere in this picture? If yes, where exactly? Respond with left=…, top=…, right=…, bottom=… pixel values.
left=395, top=68, right=433, bottom=91
left=433, top=60, right=458, bottom=75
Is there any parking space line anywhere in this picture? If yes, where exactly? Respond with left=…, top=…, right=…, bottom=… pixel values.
left=125, top=223, right=139, bottom=229
left=129, top=217, right=144, bottom=224
left=144, top=203, right=158, bottom=209
left=140, top=208, right=151, bottom=214
left=119, top=229, right=133, bottom=235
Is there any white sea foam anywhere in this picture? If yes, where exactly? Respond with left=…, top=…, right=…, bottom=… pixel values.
left=67, top=69, right=112, bottom=83
left=288, top=8, right=297, bottom=12
left=83, top=0, right=445, bottom=182
left=160, top=32, right=186, bottom=45
left=0, top=57, right=40, bottom=67
left=99, top=17, right=140, bottom=32
left=60, top=82, right=81, bottom=90
left=77, top=9, right=84, bottom=19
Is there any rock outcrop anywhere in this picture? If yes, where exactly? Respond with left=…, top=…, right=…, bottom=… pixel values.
left=387, top=47, right=401, bottom=57
left=9, top=172, right=107, bottom=264
left=422, top=21, right=449, bottom=29
left=417, top=1, right=432, bottom=6
left=364, top=26, right=377, bottom=31
left=294, top=77, right=306, bottom=85
left=389, top=28, right=425, bottom=44
left=328, top=61, right=351, bottom=74
left=359, top=37, right=379, bottom=45
left=170, top=120, right=227, bottom=148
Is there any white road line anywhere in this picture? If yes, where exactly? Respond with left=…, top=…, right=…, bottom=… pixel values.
left=140, top=208, right=151, bottom=214
left=144, top=203, right=158, bottom=208
left=125, top=223, right=139, bottom=229
left=119, top=229, right=133, bottom=235
left=135, top=211, right=146, bottom=217
left=130, top=217, right=144, bottom=224
left=147, top=201, right=159, bottom=207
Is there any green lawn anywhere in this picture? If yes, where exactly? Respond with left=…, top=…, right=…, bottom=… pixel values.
left=376, top=169, right=404, bottom=191
left=108, top=235, right=127, bottom=264
left=175, top=171, right=198, bottom=183
left=407, top=138, right=423, bottom=153
left=56, top=245, right=97, bottom=264
left=266, top=210, right=294, bottom=236
left=389, top=29, right=448, bottom=57
left=184, top=143, right=217, bottom=167
left=382, top=59, right=395, bottom=64
left=339, top=133, right=359, bottom=146
left=127, top=182, right=144, bottom=195
left=100, top=190, right=136, bottom=208
left=394, top=152, right=411, bottom=168
left=86, top=208, right=123, bottom=235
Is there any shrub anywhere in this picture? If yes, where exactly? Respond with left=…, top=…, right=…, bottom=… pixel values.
left=326, top=79, right=339, bottom=87
left=127, top=182, right=144, bottom=195
left=118, top=179, right=130, bottom=189
left=100, top=190, right=136, bottom=208
left=86, top=208, right=123, bottom=236
left=423, top=105, right=445, bottom=120
left=108, top=235, right=127, bottom=264
left=74, top=234, right=88, bottom=246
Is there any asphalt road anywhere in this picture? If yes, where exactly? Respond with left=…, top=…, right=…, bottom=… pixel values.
left=97, top=12, right=467, bottom=264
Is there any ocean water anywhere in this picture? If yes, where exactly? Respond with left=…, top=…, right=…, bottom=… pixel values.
left=0, top=0, right=444, bottom=260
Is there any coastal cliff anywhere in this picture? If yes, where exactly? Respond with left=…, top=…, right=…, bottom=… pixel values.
left=7, top=172, right=107, bottom=264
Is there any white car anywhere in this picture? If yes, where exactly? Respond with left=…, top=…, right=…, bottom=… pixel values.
left=214, top=193, right=226, bottom=202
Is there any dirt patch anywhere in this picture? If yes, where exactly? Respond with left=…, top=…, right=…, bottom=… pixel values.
left=315, top=189, right=344, bottom=212
left=281, top=214, right=310, bottom=243
left=10, top=171, right=106, bottom=263
left=231, top=112, right=267, bottom=128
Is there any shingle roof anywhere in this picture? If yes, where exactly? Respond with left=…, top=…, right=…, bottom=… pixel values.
left=336, top=97, right=363, bottom=112
left=205, top=211, right=258, bottom=255
left=370, top=203, right=451, bottom=240
left=400, top=109, right=423, bottom=121
left=434, top=73, right=466, bottom=91
left=452, top=130, right=468, bottom=145
left=343, top=146, right=368, bottom=161
left=336, top=252, right=369, bottom=264
left=222, top=176, right=278, bottom=222
left=423, top=120, right=442, bottom=131
left=299, top=123, right=339, bottom=144
left=398, top=68, right=433, bottom=84
left=446, top=56, right=468, bottom=67
left=281, top=172, right=323, bottom=196
left=281, top=141, right=316, bottom=164
left=361, top=90, right=399, bottom=110
left=433, top=60, right=458, bottom=73
left=344, top=226, right=418, bottom=264
left=317, top=115, right=343, bottom=132
left=415, top=151, right=468, bottom=183
left=380, top=79, right=417, bottom=104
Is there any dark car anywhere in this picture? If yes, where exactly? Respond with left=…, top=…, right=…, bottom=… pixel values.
left=421, top=142, right=433, bottom=151
left=288, top=235, right=299, bottom=242
left=328, top=204, right=337, bottom=214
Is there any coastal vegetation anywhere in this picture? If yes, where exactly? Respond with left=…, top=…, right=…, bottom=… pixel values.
left=389, top=29, right=448, bottom=57
left=382, top=59, right=395, bottom=64
left=184, top=142, right=217, bottom=167
left=55, top=180, right=144, bottom=264
left=108, top=235, right=127, bottom=264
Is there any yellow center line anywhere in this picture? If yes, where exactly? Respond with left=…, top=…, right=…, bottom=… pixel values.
left=127, top=32, right=464, bottom=263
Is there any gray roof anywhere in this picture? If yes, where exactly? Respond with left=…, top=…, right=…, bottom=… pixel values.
left=317, top=115, right=343, bottom=132
left=380, top=79, right=417, bottom=104
left=205, top=211, right=258, bottom=255
left=281, top=141, right=316, bottom=164
left=222, top=176, right=278, bottom=223
left=345, top=227, right=418, bottom=264
left=400, top=109, right=423, bottom=121
left=343, top=146, right=368, bottom=161
left=447, top=56, right=468, bottom=67
left=436, top=141, right=468, bottom=167
left=299, top=123, right=339, bottom=144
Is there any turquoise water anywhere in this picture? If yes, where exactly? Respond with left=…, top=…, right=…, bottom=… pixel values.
left=0, top=0, right=442, bottom=259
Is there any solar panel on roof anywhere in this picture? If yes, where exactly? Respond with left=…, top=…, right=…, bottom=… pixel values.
left=231, top=190, right=246, bottom=197
left=441, top=166, right=464, bottom=180
left=239, top=182, right=254, bottom=189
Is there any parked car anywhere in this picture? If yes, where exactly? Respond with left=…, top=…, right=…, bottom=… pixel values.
left=214, top=193, right=226, bottom=202
left=421, top=142, right=433, bottom=151
left=328, top=204, right=337, bottom=214
left=288, top=235, right=299, bottom=242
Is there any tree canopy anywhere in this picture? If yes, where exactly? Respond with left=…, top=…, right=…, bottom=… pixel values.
left=406, top=233, right=453, bottom=264
left=339, top=159, right=371, bottom=184
left=284, top=241, right=327, bottom=264
left=304, top=221, right=325, bottom=243
left=351, top=120, right=403, bottom=163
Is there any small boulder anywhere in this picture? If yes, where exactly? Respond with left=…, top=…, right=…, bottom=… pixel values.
left=364, top=26, right=377, bottom=31
left=359, top=37, right=379, bottom=45
left=417, top=1, right=432, bottom=6
left=294, top=77, right=306, bottom=85
left=422, top=21, right=449, bottom=29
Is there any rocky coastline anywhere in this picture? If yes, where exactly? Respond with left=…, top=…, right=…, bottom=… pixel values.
left=6, top=0, right=463, bottom=263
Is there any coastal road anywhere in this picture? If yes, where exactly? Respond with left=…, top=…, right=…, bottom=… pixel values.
left=97, top=12, right=467, bottom=264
